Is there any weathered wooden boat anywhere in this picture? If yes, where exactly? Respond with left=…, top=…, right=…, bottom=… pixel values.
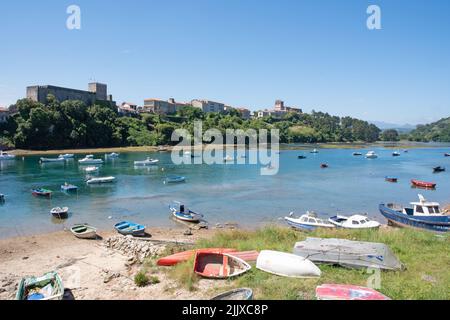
left=433, top=166, right=445, bottom=173
left=16, top=272, right=64, bottom=300
left=379, top=194, right=449, bottom=233
left=211, top=288, right=254, bottom=300
left=411, top=179, right=436, bottom=189
left=392, top=151, right=401, bottom=157
left=157, top=249, right=259, bottom=266
left=256, top=250, right=321, bottom=278
left=58, top=153, right=74, bottom=159
left=32, top=188, right=52, bottom=197
left=316, top=284, right=391, bottom=300
left=285, top=212, right=335, bottom=232
left=194, top=251, right=251, bottom=279
left=298, top=155, right=307, bottom=159
left=0, top=151, right=15, bottom=160
left=86, top=176, right=115, bottom=184
left=50, top=207, right=69, bottom=219
left=329, top=215, right=380, bottom=229
left=293, top=238, right=404, bottom=270
left=70, top=224, right=97, bottom=239
left=78, top=155, right=104, bottom=165
left=170, top=202, right=203, bottom=222
left=114, top=221, right=146, bottom=236
left=40, top=157, right=65, bottom=163
left=320, top=163, right=329, bottom=168
left=385, top=176, right=398, bottom=183
left=134, top=157, right=159, bottom=166
left=61, top=183, right=78, bottom=192
left=365, top=151, right=378, bottom=159
left=352, top=152, right=362, bottom=156
left=164, top=176, right=186, bottom=184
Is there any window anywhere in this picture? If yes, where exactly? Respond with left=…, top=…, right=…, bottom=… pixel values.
left=360, top=220, right=366, bottom=224
left=416, top=206, right=424, bottom=213
left=308, top=218, right=316, bottom=223
left=352, top=221, right=360, bottom=225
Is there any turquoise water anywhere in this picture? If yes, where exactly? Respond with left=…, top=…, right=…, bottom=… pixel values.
left=1, top=146, right=449, bottom=239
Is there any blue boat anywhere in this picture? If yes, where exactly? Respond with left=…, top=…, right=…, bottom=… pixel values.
left=164, top=176, right=186, bottom=184
left=284, top=212, right=335, bottom=232
left=114, top=221, right=146, bottom=236
left=61, top=183, right=78, bottom=192
left=379, top=194, right=449, bottom=233
left=170, top=202, right=203, bottom=222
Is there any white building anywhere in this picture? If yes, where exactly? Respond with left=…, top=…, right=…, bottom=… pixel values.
left=191, top=99, right=225, bottom=113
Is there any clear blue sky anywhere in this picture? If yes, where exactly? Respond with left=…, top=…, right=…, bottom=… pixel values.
left=1, top=0, right=449, bottom=124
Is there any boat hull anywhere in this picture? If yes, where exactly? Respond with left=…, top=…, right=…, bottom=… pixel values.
left=316, top=284, right=390, bottom=300
left=411, top=179, right=436, bottom=189
left=114, top=221, right=146, bottom=236
left=285, top=217, right=334, bottom=232
left=211, top=288, right=254, bottom=300
left=256, top=250, right=321, bottom=278
left=70, top=224, right=97, bottom=239
left=157, top=249, right=259, bottom=266
left=194, top=252, right=251, bottom=279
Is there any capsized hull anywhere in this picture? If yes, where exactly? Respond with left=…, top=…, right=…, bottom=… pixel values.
left=316, top=284, right=390, bottom=300
left=256, top=250, right=321, bottom=278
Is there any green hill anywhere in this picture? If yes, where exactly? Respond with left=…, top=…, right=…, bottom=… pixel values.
left=409, top=117, right=450, bottom=142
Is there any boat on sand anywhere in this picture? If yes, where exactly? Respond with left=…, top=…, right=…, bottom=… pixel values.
left=70, top=224, right=97, bottom=239
left=194, top=251, right=251, bottom=279
left=328, top=215, right=380, bottom=229
left=114, top=221, right=146, bottom=236
left=256, top=250, right=321, bottom=278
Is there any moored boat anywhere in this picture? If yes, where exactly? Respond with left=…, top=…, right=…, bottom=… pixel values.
left=40, top=157, right=65, bottom=163
left=224, top=155, right=234, bottom=162
left=58, top=154, right=74, bottom=159
left=86, top=176, right=115, bottom=184
left=0, top=151, right=15, bottom=160
left=70, top=224, right=97, bottom=239
left=433, top=166, right=445, bottom=173
left=365, top=151, right=378, bottom=159
left=164, top=176, right=186, bottom=184
left=285, top=212, right=335, bottom=232
left=84, top=166, right=99, bottom=173
left=211, top=288, right=254, bottom=300
left=392, top=151, right=401, bottom=157
left=329, top=215, right=381, bottom=229
left=61, top=183, right=78, bottom=192
left=256, top=250, right=321, bottom=278
left=32, top=188, right=52, bottom=197
left=0, top=193, right=4, bottom=202
left=411, top=179, right=436, bottom=189
left=50, top=207, right=69, bottom=219
left=134, top=157, right=159, bottom=166
left=16, top=272, right=64, bottom=300
left=170, top=201, right=203, bottom=222
left=298, top=155, right=307, bottom=159
left=444, top=153, right=450, bottom=157
left=316, top=284, right=390, bottom=300
left=310, top=149, right=319, bottom=154
left=114, top=221, right=146, bottom=236
left=352, top=152, right=362, bottom=156
left=194, top=251, right=251, bottom=279
left=320, top=163, right=329, bottom=168
left=385, top=176, right=398, bottom=183
left=106, top=152, right=119, bottom=158
left=78, top=155, right=104, bottom=165
left=379, top=194, right=449, bottom=233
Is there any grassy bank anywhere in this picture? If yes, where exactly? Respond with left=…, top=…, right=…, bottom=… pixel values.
left=158, top=226, right=449, bottom=300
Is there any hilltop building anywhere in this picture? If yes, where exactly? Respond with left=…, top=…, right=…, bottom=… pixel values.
left=0, top=106, right=10, bottom=123
left=143, top=98, right=187, bottom=114
left=118, top=102, right=138, bottom=116
left=255, top=100, right=302, bottom=118
left=191, top=99, right=225, bottom=113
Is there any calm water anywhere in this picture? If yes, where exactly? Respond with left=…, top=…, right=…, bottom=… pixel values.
left=1, top=145, right=449, bottom=239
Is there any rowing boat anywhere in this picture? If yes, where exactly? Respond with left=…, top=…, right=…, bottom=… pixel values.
left=16, top=272, right=64, bottom=300
left=211, top=288, right=254, bottom=300
left=194, top=251, right=251, bottom=279
left=256, top=250, right=321, bottom=278
left=50, top=207, right=69, bottom=219
left=70, top=224, right=97, bottom=239
left=411, top=179, right=436, bottom=189
left=114, top=221, right=146, bottom=236
left=157, top=249, right=259, bottom=266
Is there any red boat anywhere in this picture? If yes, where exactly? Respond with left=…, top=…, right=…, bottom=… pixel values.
left=316, top=284, right=390, bottom=300
left=411, top=179, right=436, bottom=189
left=194, top=251, right=251, bottom=279
left=157, top=248, right=259, bottom=266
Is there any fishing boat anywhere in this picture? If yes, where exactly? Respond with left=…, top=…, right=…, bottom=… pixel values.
left=157, top=249, right=259, bottom=266
left=285, top=212, right=335, bottom=232
left=61, top=183, right=78, bottom=192
left=293, top=238, right=404, bottom=270
left=385, top=176, right=398, bottom=183
left=106, top=152, right=119, bottom=158
left=170, top=201, right=203, bottom=222
left=365, top=151, right=378, bottom=159
left=164, top=176, right=186, bottom=184
left=411, top=179, right=436, bottom=189
left=379, top=194, right=449, bottom=233
left=329, top=215, right=381, bottom=229
left=211, top=288, right=254, bottom=300
left=0, top=151, right=15, bottom=160
left=86, top=176, right=115, bottom=184
left=78, top=155, right=103, bottom=165
left=70, top=224, right=97, bottom=239
left=392, top=151, right=401, bottom=157
left=320, top=163, right=329, bottom=168
left=84, top=166, right=99, bottom=173
left=445, top=153, right=450, bottom=157
left=256, top=250, right=321, bottom=278
left=310, top=149, right=319, bottom=154
left=433, top=166, right=445, bottom=173
left=40, top=157, right=65, bottom=163
left=50, top=207, right=69, bottom=219
left=316, top=284, right=390, bottom=300
left=32, top=188, right=52, bottom=197
left=193, top=251, right=251, bottom=279
left=134, top=157, right=159, bottom=166
left=58, top=154, right=74, bottom=159
left=16, top=272, right=64, bottom=300
left=352, top=152, right=362, bottom=156
left=114, top=221, right=146, bottom=236
left=298, top=155, right=307, bottom=159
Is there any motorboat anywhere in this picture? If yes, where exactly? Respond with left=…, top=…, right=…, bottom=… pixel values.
left=40, top=157, right=65, bottom=163
left=86, top=176, right=116, bottom=184
left=365, top=151, right=378, bottom=159
left=84, top=166, right=99, bottom=173
left=224, top=155, right=234, bottom=162
left=170, top=201, right=203, bottom=222
left=433, top=166, right=445, bottom=173
left=392, top=151, right=401, bottom=157
left=353, top=152, right=362, bottom=156
left=310, top=149, right=319, bottom=154
left=164, top=176, right=186, bottom=184
left=106, top=152, right=119, bottom=158
left=385, top=176, right=398, bottom=183
left=61, top=183, right=78, bottom=192
left=328, top=215, right=381, bottom=229
left=285, top=211, right=335, bottom=232
left=134, top=157, right=159, bottom=166
left=58, top=154, right=74, bottom=159
left=320, top=163, right=329, bottom=168
left=78, top=155, right=103, bottom=165
left=0, top=151, right=15, bottom=160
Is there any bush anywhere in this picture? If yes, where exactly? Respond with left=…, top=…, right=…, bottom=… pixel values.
left=134, top=271, right=150, bottom=287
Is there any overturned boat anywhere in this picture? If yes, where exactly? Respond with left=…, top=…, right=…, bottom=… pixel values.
left=293, top=237, right=403, bottom=271
left=316, top=284, right=390, bottom=300
left=256, top=250, right=321, bottom=278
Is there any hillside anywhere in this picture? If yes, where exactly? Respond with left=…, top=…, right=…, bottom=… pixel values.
left=408, top=117, right=450, bottom=142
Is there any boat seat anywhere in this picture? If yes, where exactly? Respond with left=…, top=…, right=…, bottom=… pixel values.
left=220, top=255, right=230, bottom=277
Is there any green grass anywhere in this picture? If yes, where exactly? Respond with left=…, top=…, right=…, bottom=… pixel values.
left=164, top=225, right=449, bottom=300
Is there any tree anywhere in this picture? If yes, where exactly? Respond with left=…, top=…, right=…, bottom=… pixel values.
left=381, top=129, right=400, bottom=141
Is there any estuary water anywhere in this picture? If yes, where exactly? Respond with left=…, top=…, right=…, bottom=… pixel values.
left=1, top=145, right=449, bottom=239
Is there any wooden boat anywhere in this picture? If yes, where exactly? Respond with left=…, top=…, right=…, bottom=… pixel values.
left=392, top=151, right=401, bottom=157
left=433, top=166, right=445, bottom=173
left=114, top=221, right=146, bottom=236
left=365, top=151, right=378, bottom=159
left=256, top=250, right=321, bottom=278
left=79, top=155, right=103, bottom=165
left=134, top=157, right=159, bottom=166
left=379, top=194, right=449, bottom=233
left=70, top=224, right=97, bottom=239
left=316, top=284, right=390, bottom=300
left=86, top=176, right=115, bottom=184
left=50, top=207, right=69, bottom=219
left=61, top=183, right=78, bottom=192
left=58, top=153, right=74, bottom=159
left=40, top=157, right=65, bottom=163
left=329, top=215, right=381, bottom=229
left=385, top=176, right=398, bottom=183
left=298, top=155, right=307, bottom=159
left=32, top=188, right=52, bottom=197
left=211, top=288, right=253, bottom=300
left=164, top=176, right=186, bottom=184
left=157, top=249, right=259, bottom=266
left=411, top=179, right=436, bottom=189
left=16, top=272, right=64, bottom=300
left=0, top=151, right=15, bottom=160
left=285, top=212, right=335, bottom=232
left=170, top=202, right=203, bottom=222
left=352, top=152, right=362, bottom=156
left=194, top=251, right=251, bottom=279
left=320, top=163, right=329, bottom=168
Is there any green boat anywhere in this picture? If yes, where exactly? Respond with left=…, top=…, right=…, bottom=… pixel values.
left=16, top=272, right=64, bottom=300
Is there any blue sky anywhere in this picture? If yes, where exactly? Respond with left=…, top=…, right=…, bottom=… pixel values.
left=0, top=0, right=449, bottom=124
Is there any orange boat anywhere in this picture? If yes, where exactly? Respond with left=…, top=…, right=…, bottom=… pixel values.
left=194, top=251, right=251, bottom=279
left=157, top=249, right=259, bottom=266
left=411, top=179, right=436, bottom=189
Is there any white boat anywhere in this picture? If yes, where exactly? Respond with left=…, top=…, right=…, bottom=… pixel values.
left=78, top=155, right=103, bottom=165
left=224, top=155, right=234, bottom=162
left=40, top=157, right=65, bottom=163
left=285, top=212, right=335, bottom=231
left=365, top=151, right=378, bottom=159
left=134, top=157, right=159, bottom=166
left=58, top=154, right=74, bottom=159
left=0, top=151, right=15, bottom=160
left=84, top=166, right=99, bottom=173
left=106, top=152, right=119, bottom=158
left=256, top=250, right=321, bottom=278
left=86, top=176, right=116, bottom=184
left=392, top=151, right=401, bottom=157
left=329, top=214, right=381, bottom=229
left=310, top=149, right=319, bottom=154
left=50, top=207, right=69, bottom=219
left=70, top=224, right=98, bottom=239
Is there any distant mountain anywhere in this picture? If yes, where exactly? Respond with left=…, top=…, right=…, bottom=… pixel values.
left=409, top=117, right=450, bottom=142
left=369, top=121, right=416, bottom=130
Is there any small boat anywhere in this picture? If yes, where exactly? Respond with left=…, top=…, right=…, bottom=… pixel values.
left=70, top=224, right=97, bottom=239
left=50, top=207, right=69, bottom=219
left=106, top=152, right=119, bottom=158
left=170, top=201, right=203, bottom=222
left=61, top=183, right=78, bottom=192
left=433, top=166, right=445, bottom=173
left=78, top=155, right=103, bottom=165
left=40, top=157, right=65, bottom=163
left=0, top=151, right=15, bottom=160
left=329, top=215, right=381, bottom=229
left=379, top=194, right=449, bottom=233
left=385, top=176, right=398, bottom=183
left=114, top=221, right=146, bottom=236
left=320, top=163, right=329, bottom=168
left=310, top=149, right=319, bottom=154
left=86, top=176, right=115, bottom=184
left=285, top=212, right=335, bottom=232
left=316, top=284, right=390, bottom=300
left=211, top=288, right=254, bottom=300
left=58, top=154, right=74, bottom=159
left=365, top=151, right=378, bottom=159
left=392, top=151, right=401, bottom=157
left=444, top=153, right=450, bottom=157
left=157, top=249, right=258, bottom=266
left=32, top=188, right=52, bottom=197
left=224, top=155, right=234, bottom=162
left=164, top=176, right=186, bottom=184
left=0, top=194, right=4, bottom=202
left=134, top=157, right=159, bottom=166
left=84, top=166, right=99, bottom=173
left=298, top=155, right=307, bottom=159
left=256, top=250, right=321, bottom=278
left=353, top=152, right=362, bottom=156
left=194, top=251, right=251, bottom=279
left=411, top=179, right=436, bottom=189
left=16, top=272, right=64, bottom=300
